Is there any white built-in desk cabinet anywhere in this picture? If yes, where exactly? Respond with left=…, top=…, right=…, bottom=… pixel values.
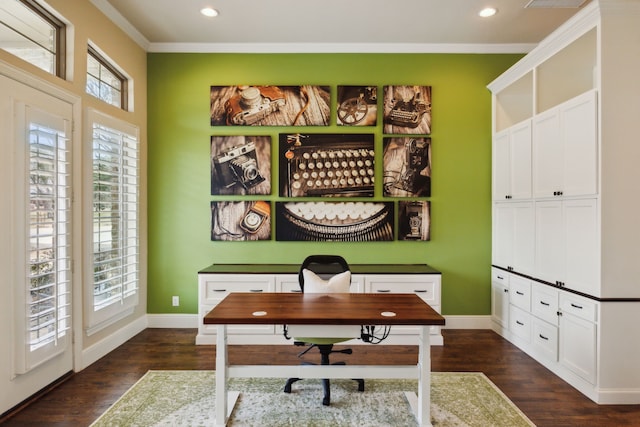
left=197, top=264, right=442, bottom=346
left=488, top=0, right=640, bottom=404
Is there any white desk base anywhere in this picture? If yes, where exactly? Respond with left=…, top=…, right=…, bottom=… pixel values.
left=215, top=324, right=432, bottom=426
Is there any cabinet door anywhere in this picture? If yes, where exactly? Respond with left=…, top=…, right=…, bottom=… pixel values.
left=563, top=199, right=599, bottom=296
left=493, top=203, right=514, bottom=269
left=494, top=202, right=534, bottom=274
left=491, top=271, right=510, bottom=328
left=535, top=201, right=564, bottom=284
left=512, top=202, right=535, bottom=275
left=509, top=120, right=533, bottom=200
left=533, top=109, right=562, bottom=198
left=493, top=130, right=511, bottom=200
left=562, top=90, right=598, bottom=197
left=492, top=121, right=532, bottom=200
left=559, top=312, right=597, bottom=384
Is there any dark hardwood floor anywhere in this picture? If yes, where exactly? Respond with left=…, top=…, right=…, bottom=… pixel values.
left=2, top=328, right=639, bottom=426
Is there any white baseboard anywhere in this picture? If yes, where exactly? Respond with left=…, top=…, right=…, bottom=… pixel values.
left=80, top=315, right=148, bottom=370
left=147, top=313, right=199, bottom=328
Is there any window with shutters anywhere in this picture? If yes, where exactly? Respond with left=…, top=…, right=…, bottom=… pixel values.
left=14, top=105, right=72, bottom=374
left=86, top=110, right=139, bottom=333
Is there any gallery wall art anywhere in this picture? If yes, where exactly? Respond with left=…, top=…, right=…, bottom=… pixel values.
left=383, top=137, right=431, bottom=197
left=209, top=84, right=432, bottom=242
left=210, top=135, right=271, bottom=196
left=275, top=201, right=394, bottom=242
left=210, top=85, right=330, bottom=126
left=398, top=201, right=431, bottom=241
left=336, top=85, right=378, bottom=126
left=211, top=201, right=271, bottom=241
left=279, top=133, right=375, bottom=198
left=383, top=85, right=432, bottom=134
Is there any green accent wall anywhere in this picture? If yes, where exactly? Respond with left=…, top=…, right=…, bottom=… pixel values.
left=147, top=53, right=521, bottom=315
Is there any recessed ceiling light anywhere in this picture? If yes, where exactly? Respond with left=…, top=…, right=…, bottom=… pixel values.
left=201, top=7, right=219, bottom=17
left=479, top=7, right=498, bottom=17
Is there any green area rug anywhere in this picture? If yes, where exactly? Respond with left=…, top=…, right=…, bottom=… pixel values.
left=91, top=370, right=535, bottom=426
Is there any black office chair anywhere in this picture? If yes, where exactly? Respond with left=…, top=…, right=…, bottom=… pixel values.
left=283, top=255, right=365, bottom=406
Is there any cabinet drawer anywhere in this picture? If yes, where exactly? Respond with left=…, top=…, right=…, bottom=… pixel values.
left=491, top=268, right=510, bottom=286
left=509, top=275, right=531, bottom=311
left=560, top=293, right=597, bottom=322
left=509, top=305, right=531, bottom=342
left=531, top=283, right=559, bottom=326
left=368, top=279, right=438, bottom=305
left=532, top=317, right=558, bottom=361
left=200, top=274, right=275, bottom=304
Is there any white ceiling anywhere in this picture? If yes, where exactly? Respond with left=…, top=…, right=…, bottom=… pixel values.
left=91, top=0, right=591, bottom=53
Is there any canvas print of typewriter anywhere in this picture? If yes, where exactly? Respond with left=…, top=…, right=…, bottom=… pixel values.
left=383, top=137, right=431, bottom=197
left=210, top=135, right=271, bottom=195
left=383, top=85, right=432, bottom=134
left=280, top=133, right=375, bottom=198
left=209, top=85, right=330, bottom=126
left=275, top=201, right=394, bottom=242
left=398, top=201, right=431, bottom=241
left=210, top=201, right=271, bottom=241
left=336, top=85, right=378, bottom=126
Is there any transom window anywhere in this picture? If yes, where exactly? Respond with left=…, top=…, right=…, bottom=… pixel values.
left=0, top=0, right=65, bottom=76
left=86, top=45, right=128, bottom=110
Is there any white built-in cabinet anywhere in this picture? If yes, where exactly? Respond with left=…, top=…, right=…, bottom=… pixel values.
left=488, top=0, right=640, bottom=405
left=493, top=120, right=532, bottom=201
left=196, top=264, right=442, bottom=346
left=532, top=90, right=598, bottom=199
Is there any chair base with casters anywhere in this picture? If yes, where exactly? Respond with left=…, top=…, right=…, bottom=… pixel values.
left=283, top=342, right=365, bottom=406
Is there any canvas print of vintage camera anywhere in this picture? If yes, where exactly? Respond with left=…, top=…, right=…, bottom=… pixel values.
left=383, top=85, right=432, bottom=134
left=275, top=201, right=394, bottom=242
left=383, top=137, right=431, bottom=197
left=279, top=133, right=375, bottom=198
left=382, top=137, right=431, bottom=197
left=398, top=201, right=431, bottom=241
left=211, top=135, right=271, bottom=195
left=211, top=201, right=271, bottom=241
left=336, top=85, right=378, bottom=126
left=210, top=85, right=330, bottom=126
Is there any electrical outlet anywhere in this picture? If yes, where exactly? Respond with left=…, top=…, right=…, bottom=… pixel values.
left=172, top=296, right=179, bottom=306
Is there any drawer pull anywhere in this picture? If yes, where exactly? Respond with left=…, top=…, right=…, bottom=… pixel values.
left=249, top=289, right=264, bottom=293
left=504, top=289, right=509, bottom=293
left=414, top=289, right=428, bottom=293
left=377, top=289, right=391, bottom=293
left=213, top=289, right=227, bottom=292
left=540, top=301, right=550, bottom=306
left=497, top=275, right=504, bottom=280
left=516, top=291, right=524, bottom=296
left=516, top=320, right=524, bottom=326
left=539, top=334, right=549, bottom=341
left=570, top=303, right=583, bottom=310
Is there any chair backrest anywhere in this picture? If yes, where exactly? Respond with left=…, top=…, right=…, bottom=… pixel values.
left=298, top=255, right=350, bottom=292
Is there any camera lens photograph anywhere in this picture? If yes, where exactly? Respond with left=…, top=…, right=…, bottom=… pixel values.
left=210, top=135, right=271, bottom=195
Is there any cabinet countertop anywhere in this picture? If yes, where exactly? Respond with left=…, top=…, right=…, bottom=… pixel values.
left=198, top=263, right=441, bottom=275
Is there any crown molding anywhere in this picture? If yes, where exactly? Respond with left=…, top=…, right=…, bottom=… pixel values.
left=89, top=0, right=151, bottom=50
left=147, top=42, right=535, bottom=54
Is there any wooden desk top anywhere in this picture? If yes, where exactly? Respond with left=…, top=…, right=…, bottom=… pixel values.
left=203, top=292, right=445, bottom=326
